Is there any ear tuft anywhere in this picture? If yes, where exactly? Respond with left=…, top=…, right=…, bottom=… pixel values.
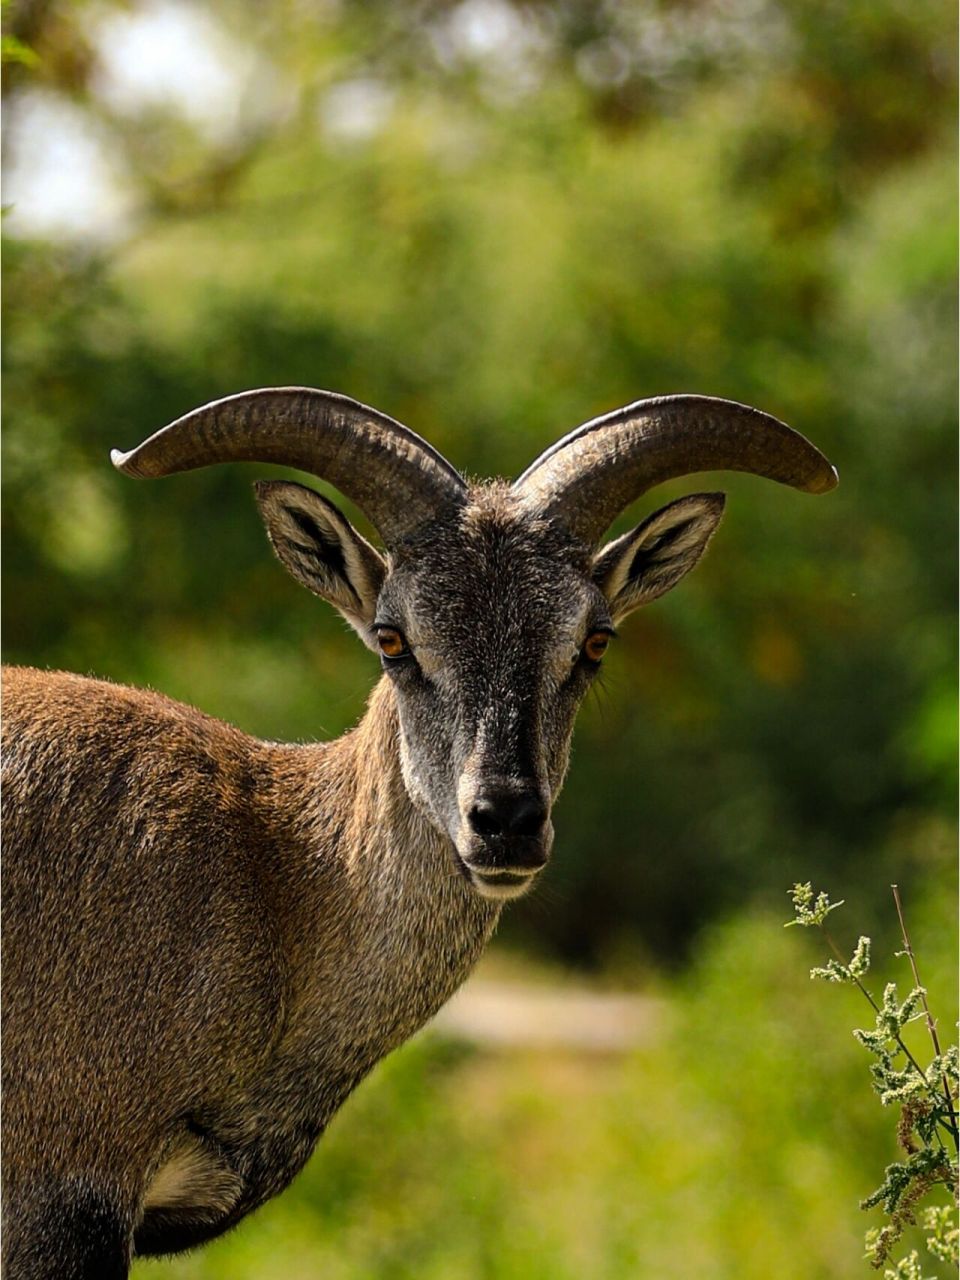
left=254, top=480, right=386, bottom=647
left=593, top=492, right=725, bottom=622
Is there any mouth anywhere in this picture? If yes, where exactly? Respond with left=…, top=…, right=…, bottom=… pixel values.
left=468, top=866, right=539, bottom=901
left=452, top=852, right=540, bottom=901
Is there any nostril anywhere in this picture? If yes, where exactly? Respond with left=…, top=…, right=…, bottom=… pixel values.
left=469, top=798, right=504, bottom=838
left=468, top=790, right=546, bottom=840
left=508, top=794, right=547, bottom=837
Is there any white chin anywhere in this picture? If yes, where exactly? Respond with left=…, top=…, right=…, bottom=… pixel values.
left=467, top=870, right=537, bottom=901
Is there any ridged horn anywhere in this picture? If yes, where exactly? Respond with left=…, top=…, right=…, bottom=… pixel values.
left=111, top=387, right=466, bottom=544
left=514, top=394, right=837, bottom=544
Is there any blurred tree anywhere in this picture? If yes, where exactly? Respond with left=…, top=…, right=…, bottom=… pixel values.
left=3, top=0, right=955, bottom=965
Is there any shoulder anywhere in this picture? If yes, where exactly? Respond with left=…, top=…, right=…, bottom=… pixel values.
left=3, top=664, right=252, bottom=751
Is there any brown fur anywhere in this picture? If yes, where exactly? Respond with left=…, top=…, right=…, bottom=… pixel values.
left=3, top=667, right=497, bottom=1270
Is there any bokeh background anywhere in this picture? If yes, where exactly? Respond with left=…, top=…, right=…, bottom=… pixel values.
left=3, top=2, right=956, bottom=1277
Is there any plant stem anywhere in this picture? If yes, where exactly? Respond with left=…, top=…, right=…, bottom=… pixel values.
left=891, top=884, right=959, bottom=1153
left=819, top=924, right=943, bottom=1107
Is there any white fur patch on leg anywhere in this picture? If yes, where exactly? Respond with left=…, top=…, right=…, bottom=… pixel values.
left=142, top=1137, right=242, bottom=1214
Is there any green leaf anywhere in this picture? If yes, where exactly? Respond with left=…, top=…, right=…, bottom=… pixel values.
left=1, top=34, right=38, bottom=67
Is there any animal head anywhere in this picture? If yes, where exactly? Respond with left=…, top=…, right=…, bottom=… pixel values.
left=112, top=388, right=836, bottom=900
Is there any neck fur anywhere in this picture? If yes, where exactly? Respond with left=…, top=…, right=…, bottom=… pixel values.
left=268, top=678, right=500, bottom=1107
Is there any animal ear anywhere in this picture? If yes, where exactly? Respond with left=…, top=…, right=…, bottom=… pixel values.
left=592, top=493, right=726, bottom=623
left=254, top=480, right=386, bottom=648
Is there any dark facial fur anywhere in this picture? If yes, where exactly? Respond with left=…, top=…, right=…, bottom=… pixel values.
left=378, top=483, right=612, bottom=900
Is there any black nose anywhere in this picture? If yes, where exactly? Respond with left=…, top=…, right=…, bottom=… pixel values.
left=468, top=789, right=547, bottom=840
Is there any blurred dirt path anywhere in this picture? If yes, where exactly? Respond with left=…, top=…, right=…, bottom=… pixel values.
left=429, top=979, right=668, bottom=1052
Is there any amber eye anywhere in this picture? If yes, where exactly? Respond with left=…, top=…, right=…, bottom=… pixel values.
left=376, top=627, right=409, bottom=659
left=582, top=631, right=610, bottom=663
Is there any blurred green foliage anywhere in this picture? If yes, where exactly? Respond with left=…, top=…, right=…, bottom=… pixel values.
left=3, top=0, right=956, bottom=965
left=3, top=6, right=956, bottom=1272
left=133, top=884, right=957, bottom=1280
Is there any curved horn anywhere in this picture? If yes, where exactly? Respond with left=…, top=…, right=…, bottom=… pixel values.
left=111, top=387, right=466, bottom=544
left=514, top=394, right=837, bottom=545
